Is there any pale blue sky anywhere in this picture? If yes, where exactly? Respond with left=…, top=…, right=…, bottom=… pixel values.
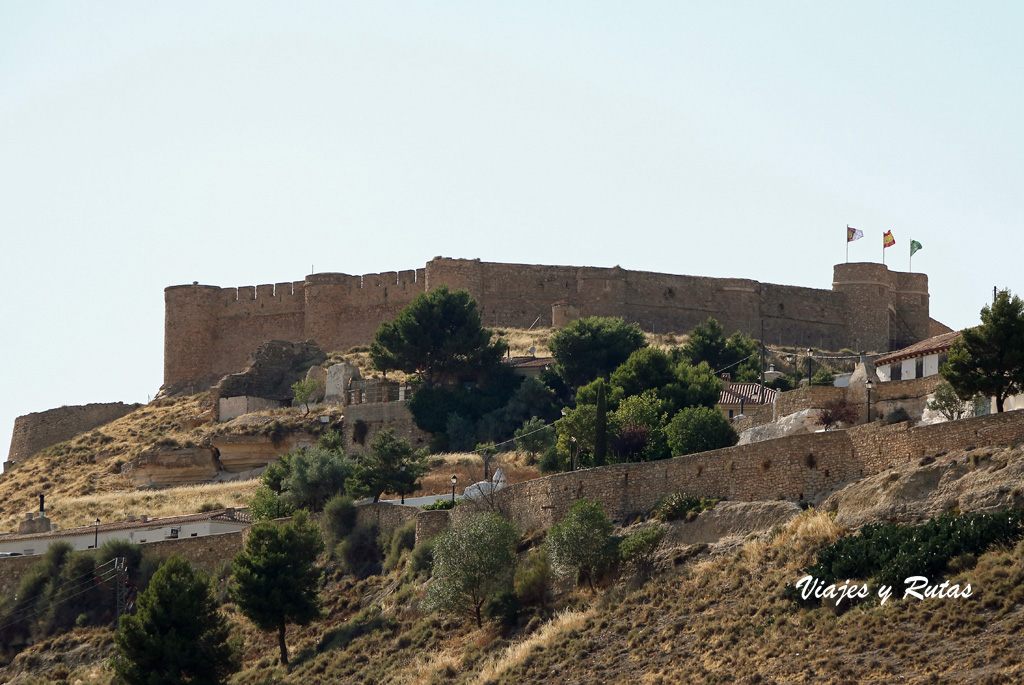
left=2, top=2, right=1022, bottom=465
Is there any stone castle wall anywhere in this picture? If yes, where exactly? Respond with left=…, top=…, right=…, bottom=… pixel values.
left=457, top=409, right=1024, bottom=532
left=7, top=403, right=138, bottom=465
left=163, top=259, right=933, bottom=392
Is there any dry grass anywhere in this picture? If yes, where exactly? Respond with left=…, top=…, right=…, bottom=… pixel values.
left=47, top=480, right=260, bottom=529
left=413, top=452, right=541, bottom=497
left=472, top=608, right=594, bottom=683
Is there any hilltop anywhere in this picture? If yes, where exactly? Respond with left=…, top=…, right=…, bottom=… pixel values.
left=1, top=440, right=1022, bottom=683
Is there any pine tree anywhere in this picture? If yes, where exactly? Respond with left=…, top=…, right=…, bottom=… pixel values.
left=113, top=555, right=237, bottom=685
left=229, top=511, right=324, bottom=665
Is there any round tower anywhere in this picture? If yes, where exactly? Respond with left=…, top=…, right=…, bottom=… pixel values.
left=832, top=263, right=894, bottom=353
left=163, top=284, right=222, bottom=391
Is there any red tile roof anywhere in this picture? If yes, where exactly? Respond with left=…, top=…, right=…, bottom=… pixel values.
left=719, top=383, right=777, bottom=406
left=874, top=331, right=961, bottom=366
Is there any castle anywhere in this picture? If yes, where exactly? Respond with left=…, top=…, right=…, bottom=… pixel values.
left=162, top=258, right=945, bottom=394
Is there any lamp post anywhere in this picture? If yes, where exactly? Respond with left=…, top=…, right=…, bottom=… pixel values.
left=806, top=348, right=813, bottom=386
left=450, top=474, right=457, bottom=503
left=400, top=464, right=407, bottom=504
left=93, top=518, right=100, bottom=549
left=570, top=436, right=577, bottom=472
left=865, top=379, right=873, bottom=423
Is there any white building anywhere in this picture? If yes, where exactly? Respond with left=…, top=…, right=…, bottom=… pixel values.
left=873, top=331, right=959, bottom=382
left=0, top=509, right=251, bottom=557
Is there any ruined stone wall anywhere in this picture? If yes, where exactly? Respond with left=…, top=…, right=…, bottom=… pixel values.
left=163, top=259, right=932, bottom=392
left=342, top=402, right=430, bottom=454
left=456, top=410, right=1024, bottom=533
left=7, top=403, right=138, bottom=464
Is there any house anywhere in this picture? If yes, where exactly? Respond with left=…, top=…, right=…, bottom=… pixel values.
left=0, top=508, right=251, bottom=557
left=718, top=377, right=777, bottom=420
left=873, top=331, right=959, bottom=382
left=505, top=356, right=553, bottom=379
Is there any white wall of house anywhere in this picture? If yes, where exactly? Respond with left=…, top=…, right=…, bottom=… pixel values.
left=0, top=520, right=247, bottom=557
left=901, top=358, right=917, bottom=380
left=877, top=364, right=891, bottom=382
left=923, top=353, right=940, bottom=377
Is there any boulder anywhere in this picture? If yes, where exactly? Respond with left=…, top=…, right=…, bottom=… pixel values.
left=132, top=447, right=219, bottom=488
left=738, top=408, right=821, bottom=445
left=215, top=340, right=327, bottom=402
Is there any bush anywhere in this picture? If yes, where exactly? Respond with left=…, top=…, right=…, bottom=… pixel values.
left=381, top=521, right=417, bottom=572
left=537, top=445, right=563, bottom=474
left=421, top=498, right=460, bottom=511
left=651, top=492, right=722, bottom=522
left=336, top=523, right=382, bottom=579
left=545, top=498, right=615, bottom=590
left=514, top=549, right=552, bottom=608
left=884, top=406, right=912, bottom=424
left=816, top=399, right=860, bottom=430
left=665, top=406, right=737, bottom=456
left=618, top=525, right=666, bottom=577
left=802, top=508, right=1024, bottom=596
left=323, top=494, right=357, bottom=546
left=483, top=590, right=519, bottom=628
left=283, top=446, right=354, bottom=512
left=407, top=539, right=435, bottom=577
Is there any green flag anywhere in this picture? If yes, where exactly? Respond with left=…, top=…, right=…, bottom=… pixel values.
left=910, top=240, right=922, bottom=257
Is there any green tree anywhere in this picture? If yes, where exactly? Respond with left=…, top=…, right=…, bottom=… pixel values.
left=810, top=367, right=836, bottom=387
left=549, top=316, right=647, bottom=390
left=291, top=377, right=319, bottom=415
left=682, top=318, right=760, bottom=382
left=554, top=404, right=619, bottom=471
left=927, top=380, right=971, bottom=421
left=370, top=285, right=508, bottom=386
left=513, top=416, right=555, bottom=463
left=113, top=555, right=237, bottom=685
left=942, top=290, right=1024, bottom=413
left=424, top=512, right=519, bottom=627
left=611, top=391, right=669, bottom=461
left=665, top=406, right=738, bottom=456
left=281, top=445, right=353, bottom=512
left=347, top=429, right=428, bottom=502
left=545, top=498, right=615, bottom=590
left=230, top=511, right=325, bottom=665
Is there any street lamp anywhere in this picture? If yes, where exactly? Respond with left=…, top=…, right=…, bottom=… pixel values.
left=400, top=464, right=407, bottom=504
left=570, top=436, right=577, bottom=472
left=93, top=518, right=100, bottom=549
left=865, top=379, right=874, bottom=423
left=450, top=474, right=457, bottom=503
left=806, top=348, right=813, bottom=386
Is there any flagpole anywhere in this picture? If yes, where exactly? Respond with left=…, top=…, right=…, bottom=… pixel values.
left=909, top=239, right=912, bottom=272
left=846, top=226, right=849, bottom=263
left=882, top=233, right=885, bottom=266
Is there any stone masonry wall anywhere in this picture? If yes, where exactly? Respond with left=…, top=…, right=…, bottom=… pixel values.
left=457, top=409, right=1024, bottom=533
left=163, top=259, right=932, bottom=392
left=7, top=403, right=138, bottom=464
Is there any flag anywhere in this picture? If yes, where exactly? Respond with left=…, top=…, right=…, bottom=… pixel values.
left=883, top=231, right=895, bottom=248
left=847, top=226, right=864, bottom=242
left=910, top=240, right=922, bottom=257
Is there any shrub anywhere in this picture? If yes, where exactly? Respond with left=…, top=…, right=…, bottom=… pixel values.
left=545, top=498, right=615, bottom=590
left=483, top=590, right=519, bottom=628
left=816, top=399, right=860, bottom=430
left=802, top=508, right=1024, bottom=596
left=381, top=521, right=417, bottom=572
left=323, top=494, right=357, bottom=546
left=336, top=523, right=383, bottom=579
left=421, top=498, right=460, bottom=511
left=618, top=525, right=666, bottom=576
left=407, top=539, right=435, bottom=577
left=884, top=406, right=912, bottom=424
left=651, top=492, right=722, bottom=522
left=514, top=549, right=552, bottom=608
left=665, top=406, right=737, bottom=456
left=537, top=445, right=562, bottom=474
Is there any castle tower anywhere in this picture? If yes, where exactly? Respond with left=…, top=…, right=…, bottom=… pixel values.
left=832, top=263, right=930, bottom=352
left=163, top=284, right=223, bottom=392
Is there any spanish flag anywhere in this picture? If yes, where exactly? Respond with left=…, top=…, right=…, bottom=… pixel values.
left=883, top=230, right=895, bottom=248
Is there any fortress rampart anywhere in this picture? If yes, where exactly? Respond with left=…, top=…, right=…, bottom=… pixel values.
left=163, top=259, right=934, bottom=393
left=6, top=403, right=138, bottom=465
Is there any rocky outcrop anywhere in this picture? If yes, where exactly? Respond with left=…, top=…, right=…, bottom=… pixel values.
left=215, top=340, right=326, bottom=402
left=738, top=409, right=821, bottom=445
left=663, top=501, right=803, bottom=545
left=211, top=433, right=318, bottom=472
left=820, top=445, right=1024, bottom=528
left=324, top=362, right=362, bottom=405
left=132, top=447, right=219, bottom=488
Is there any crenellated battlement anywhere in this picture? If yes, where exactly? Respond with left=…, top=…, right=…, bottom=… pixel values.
left=161, top=258, right=937, bottom=394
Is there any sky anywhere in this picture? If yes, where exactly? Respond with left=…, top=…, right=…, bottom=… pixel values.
left=2, top=2, right=1023, bottom=467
